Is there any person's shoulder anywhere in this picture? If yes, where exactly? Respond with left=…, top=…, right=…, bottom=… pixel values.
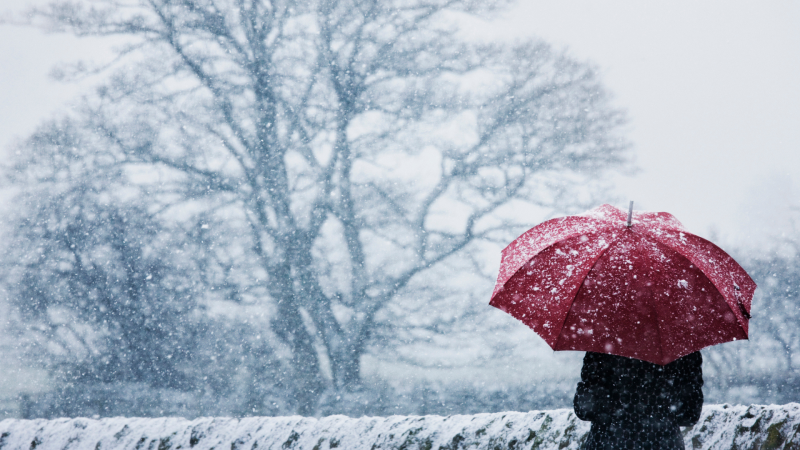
left=584, top=351, right=616, bottom=363
left=669, top=351, right=702, bottom=370
left=584, top=351, right=631, bottom=368
left=686, top=351, right=703, bottom=367
left=681, top=351, right=702, bottom=364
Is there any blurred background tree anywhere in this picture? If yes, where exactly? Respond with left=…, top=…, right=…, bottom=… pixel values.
left=1, top=0, right=633, bottom=417
left=702, top=236, right=800, bottom=406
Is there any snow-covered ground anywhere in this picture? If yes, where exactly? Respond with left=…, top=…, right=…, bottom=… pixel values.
left=0, top=404, right=797, bottom=449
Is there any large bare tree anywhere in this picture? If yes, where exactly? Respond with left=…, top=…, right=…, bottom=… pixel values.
left=7, top=0, right=630, bottom=413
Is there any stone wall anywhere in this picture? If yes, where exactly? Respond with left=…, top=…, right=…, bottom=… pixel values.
left=0, top=404, right=798, bottom=450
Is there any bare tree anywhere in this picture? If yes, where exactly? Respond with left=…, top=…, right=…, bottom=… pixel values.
left=1, top=121, right=201, bottom=391
left=8, top=0, right=630, bottom=413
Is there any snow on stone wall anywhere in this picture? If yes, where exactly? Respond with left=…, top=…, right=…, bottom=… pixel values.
left=0, top=404, right=798, bottom=450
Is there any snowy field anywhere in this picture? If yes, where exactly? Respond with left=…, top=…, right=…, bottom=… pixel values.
left=0, top=403, right=797, bottom=450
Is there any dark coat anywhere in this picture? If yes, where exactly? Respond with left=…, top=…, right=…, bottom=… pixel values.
left=573, top=351, right=703, bottom=450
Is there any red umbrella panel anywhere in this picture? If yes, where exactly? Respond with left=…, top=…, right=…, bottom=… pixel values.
left=489, top=204, right=756, bottom=365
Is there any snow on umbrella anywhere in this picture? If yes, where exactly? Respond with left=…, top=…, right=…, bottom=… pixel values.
left=489, top=203, right=755, bottom=365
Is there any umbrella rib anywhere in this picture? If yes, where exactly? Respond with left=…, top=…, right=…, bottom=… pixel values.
left=553, top=229, right=624, bottom=349
left=641, top=231, right=752, bottom=335
left=645, top=236, right=744, bottom=362
left=637, top=233, right=670, bottom=363
left=493, top=222, right=616, bottom=301
left=649, top=284, right=667, bottom=365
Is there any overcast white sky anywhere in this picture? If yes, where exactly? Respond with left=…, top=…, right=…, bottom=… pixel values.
left=486, top=1, right=800, bottom=248
left=2, top=0, right=799, bottom=249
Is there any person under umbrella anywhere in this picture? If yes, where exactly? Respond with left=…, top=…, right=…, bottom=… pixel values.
left=489, top=203, right=755, bottom=450
left=573, top=351, right=703, bottom=449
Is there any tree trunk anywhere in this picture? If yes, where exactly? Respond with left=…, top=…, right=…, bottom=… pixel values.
left=334, top=346, right=362, bottom=390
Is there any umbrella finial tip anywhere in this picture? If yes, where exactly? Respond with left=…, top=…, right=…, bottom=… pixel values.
left=626, top=201, right=634, bottom=227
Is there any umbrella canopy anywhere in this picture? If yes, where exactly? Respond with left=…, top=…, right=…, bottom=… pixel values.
left=489, top=204, right=755, bottom=365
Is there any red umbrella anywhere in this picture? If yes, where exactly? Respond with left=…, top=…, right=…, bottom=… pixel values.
left=489, top=203, right=755, bottom=365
